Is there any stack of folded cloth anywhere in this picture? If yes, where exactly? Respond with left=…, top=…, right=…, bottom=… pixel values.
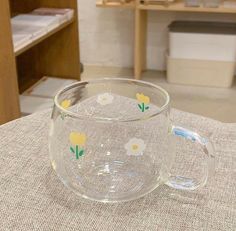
left=11, top=8, right=74, bottom=52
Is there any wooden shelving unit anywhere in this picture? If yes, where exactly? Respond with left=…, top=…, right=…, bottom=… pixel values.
left=0, top=0, right=20, bottom=124
left=0, top=0, right=80, bottom=124
left=139, top=0, right=236, bottom=13
left=97, top=0, right=236, bottom=79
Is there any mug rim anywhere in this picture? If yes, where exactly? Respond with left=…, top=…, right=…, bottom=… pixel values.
left=54, top=78, right=170, bottom=122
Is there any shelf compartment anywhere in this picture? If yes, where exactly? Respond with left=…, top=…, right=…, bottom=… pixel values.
left=96, top=1, right=135, bottom=8
left=22, top=76, right=76, bottom=98
left=15, top=18, right=74, bottom=56
left=138, top=0, right=236, bottom=13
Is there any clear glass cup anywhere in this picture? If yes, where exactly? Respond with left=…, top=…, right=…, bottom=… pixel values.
left=49, top=78, right=214, bottom=203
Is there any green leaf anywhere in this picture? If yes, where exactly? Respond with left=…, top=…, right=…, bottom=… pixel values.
left=70, top=147, right=75, bottom=153
left=138, top=104, right=142, bottom=110
left=79, top=150, right=84, bottom=156
left=145, top=106, right=149, bottom=110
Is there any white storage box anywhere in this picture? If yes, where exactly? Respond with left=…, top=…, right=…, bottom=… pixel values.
left=169, top=21, right=236, bottom=61
left=168, top=21, right=236, bottom=87
left=167, top=56, right=236, bottom=88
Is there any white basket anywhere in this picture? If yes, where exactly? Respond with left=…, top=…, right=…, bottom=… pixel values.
left=167, top=56, right=235, bottom=88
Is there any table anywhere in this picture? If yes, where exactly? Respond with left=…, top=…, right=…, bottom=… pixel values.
left=0, top=109, right=235, bottom=230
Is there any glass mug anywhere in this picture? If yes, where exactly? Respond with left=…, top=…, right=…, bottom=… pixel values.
left=49, top=78, right=214, bottom=203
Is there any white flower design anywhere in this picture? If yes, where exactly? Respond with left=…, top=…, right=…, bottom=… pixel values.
left=125, top=138, right=146, bottom=156
left=96, top=93, right=114, bottom=106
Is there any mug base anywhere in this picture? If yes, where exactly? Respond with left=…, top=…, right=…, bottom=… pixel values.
left=60, top=160, right=161, bottom=203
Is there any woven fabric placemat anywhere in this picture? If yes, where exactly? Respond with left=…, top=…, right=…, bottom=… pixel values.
left=0, top=109, right=235, bottom=231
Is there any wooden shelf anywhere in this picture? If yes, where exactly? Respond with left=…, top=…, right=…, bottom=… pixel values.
left=15, top=18, right=74, bottom=56
left=0, top=0, right=81, bottom=124
left=139, top=1, right=236, bottom=13
left=96, top=1, right=135, bottom=8
left=97, top=0, right=236, bottom=13
left=18, top=76, right=41, bottom=93
left=0, top=0, right=21, bottom=124
left=97, top=0, right=236, bottom=79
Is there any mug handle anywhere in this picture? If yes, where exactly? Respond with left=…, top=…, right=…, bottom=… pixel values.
left=165, top=125, right=215, bottom=190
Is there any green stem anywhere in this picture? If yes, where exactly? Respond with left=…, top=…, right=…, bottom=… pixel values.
left=142, top=103, right=145, bottom=112
left=76, top=145, right=79, bottom=159
left=61, top=112, right=67, bottom=120
left=70, top=146, right=75, bottom=153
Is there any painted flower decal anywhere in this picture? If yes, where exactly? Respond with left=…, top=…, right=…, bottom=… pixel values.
left=61, top=99, right=71, bottom=109
left=96, top=93, right=114, bottom=106
left=69, top=132, right=87, bottom=159
left=125, top=138, right=146, bottom=156
left=60, top=99, right=71, bottom=120
left=136, top=93, right=150, bottom=112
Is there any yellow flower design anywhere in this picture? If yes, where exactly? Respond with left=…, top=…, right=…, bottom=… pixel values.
left=61, top=99, right=71, bottom=109
left=70, top=132, right=87, bottom=146
left=69, top=132, right=87, bottom=160
left=136, top=93, right=150, bottom=104
left=136, top=93, right=150, bottom=112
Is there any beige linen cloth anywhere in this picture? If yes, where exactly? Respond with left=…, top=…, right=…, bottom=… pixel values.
left=0, top=109, right=235, bottom=231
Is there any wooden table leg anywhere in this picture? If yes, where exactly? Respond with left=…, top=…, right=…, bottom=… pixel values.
left=134, top=6, right=147, bottom=80
left=0, top=0, right=20, bottom=124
